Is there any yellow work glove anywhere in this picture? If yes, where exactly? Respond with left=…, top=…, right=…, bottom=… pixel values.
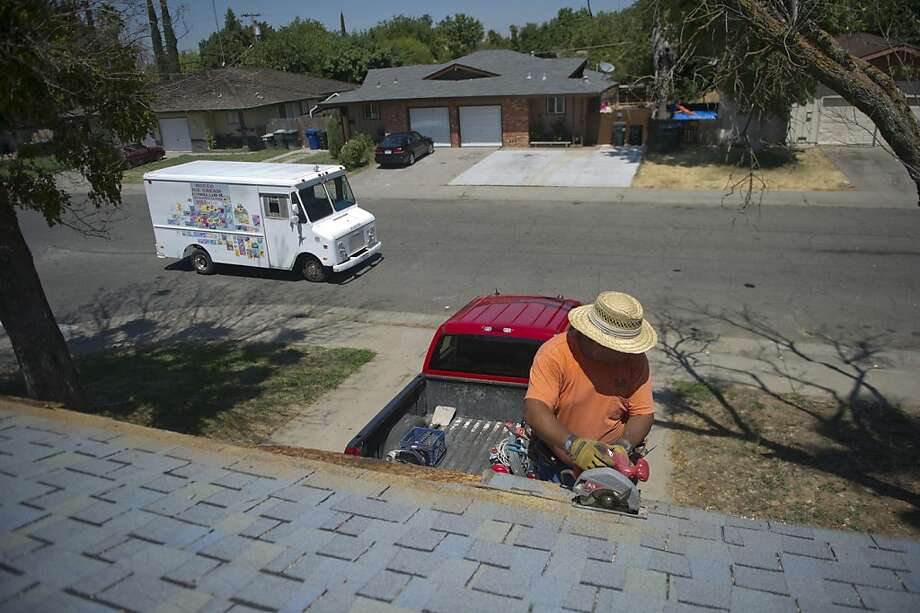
left=567, top=436, right=616, bottom=471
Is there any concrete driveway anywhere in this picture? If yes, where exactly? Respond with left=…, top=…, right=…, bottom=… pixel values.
left=350, top=148, right=492, bottom=197
left=449, top=146, right=643, bottom=187
left=822, top=145, right=914, bottom=196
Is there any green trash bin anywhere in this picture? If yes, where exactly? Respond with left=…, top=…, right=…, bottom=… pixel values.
left=613, top=122, right=627, bottom=146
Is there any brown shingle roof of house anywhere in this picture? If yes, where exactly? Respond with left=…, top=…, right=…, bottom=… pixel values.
left=835, top=33, right=919, bottom=59
left=150, top=67, right=356, bottom=113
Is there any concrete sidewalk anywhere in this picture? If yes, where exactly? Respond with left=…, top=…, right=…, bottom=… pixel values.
left=1, top=403, right=918, bottom=613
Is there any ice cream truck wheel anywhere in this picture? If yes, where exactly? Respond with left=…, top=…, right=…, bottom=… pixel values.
left=298, top=254, right=329, bottom=283
left=185, top=246, right=216, bottom=275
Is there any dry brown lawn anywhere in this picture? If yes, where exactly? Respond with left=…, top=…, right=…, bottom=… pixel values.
left=667, top=381, right=920, bottom=538
left=633, top=147, right=851, bottom=191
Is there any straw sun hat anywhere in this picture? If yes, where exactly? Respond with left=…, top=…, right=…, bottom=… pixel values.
left=568, top=291, right=658, bottom=354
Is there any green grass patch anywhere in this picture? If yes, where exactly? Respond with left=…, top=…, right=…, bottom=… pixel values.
left=1, top=342, right=374, bottom=444
left=122, top=149, right=287, bottom=183
left=0, top=155, right=67, bottom=176
left=287, top=151, right=339, bottom=165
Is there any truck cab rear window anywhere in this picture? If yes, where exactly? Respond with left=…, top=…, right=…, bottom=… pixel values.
left=428, top=334, right=543, bottom=379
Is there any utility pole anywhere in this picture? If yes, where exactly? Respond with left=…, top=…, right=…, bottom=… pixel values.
left=241, top=13, right=263, bottom=40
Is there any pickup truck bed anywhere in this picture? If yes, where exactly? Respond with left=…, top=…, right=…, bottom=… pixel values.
left=348, top=374, right=527, bottom=475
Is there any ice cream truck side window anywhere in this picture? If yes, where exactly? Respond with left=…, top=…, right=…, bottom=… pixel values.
left=261, top=194, right=289, bottom=219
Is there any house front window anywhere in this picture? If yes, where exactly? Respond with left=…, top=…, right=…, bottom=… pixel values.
left=363, top=103, right=380, bottom=120
left=547, top=96, right=566, bottom=114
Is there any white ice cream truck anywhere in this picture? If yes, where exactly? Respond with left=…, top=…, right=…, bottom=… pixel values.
left=144, top=161, right=381, bottom=282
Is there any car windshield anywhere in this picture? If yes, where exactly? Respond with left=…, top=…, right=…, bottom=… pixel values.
left=323, top=175, right=356, bottom=212
left=428, top=334, right=544, bottom=379
left=297, top=183, right=333, bottom=222
left=381, top=134, right=407, bottom=147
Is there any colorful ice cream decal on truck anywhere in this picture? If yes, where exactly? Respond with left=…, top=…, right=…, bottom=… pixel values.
left=164, top=182, right=264, bottom=260
left=166, top=183, right=262, bottom=233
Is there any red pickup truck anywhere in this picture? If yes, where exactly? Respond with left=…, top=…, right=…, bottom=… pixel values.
left=345, top=294, right=580, bottom=473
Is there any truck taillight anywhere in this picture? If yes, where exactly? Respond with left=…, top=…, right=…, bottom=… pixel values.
left=344, top=446, right=361, bottom=456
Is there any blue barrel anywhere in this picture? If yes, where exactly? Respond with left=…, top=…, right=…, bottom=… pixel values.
left=305, top=128, right=320, bottom=150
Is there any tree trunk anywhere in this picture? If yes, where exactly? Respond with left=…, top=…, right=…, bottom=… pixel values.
left=0, top=203, right=85, bottom=407
left=159, top=0, right=181, bottom=78
left=146, top=0, right=167, bottom=81
left=736, top=0, right=920, bottom=204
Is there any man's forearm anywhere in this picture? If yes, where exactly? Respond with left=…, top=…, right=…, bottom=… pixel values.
left=523, top=399, right=571, bottom=448
left=623, top=413, right=654, bottom=447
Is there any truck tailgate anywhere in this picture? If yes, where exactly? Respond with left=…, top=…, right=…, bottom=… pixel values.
left=439, top=416, right=508, bottom=474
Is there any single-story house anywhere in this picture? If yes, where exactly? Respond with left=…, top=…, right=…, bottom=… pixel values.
left=788, top=33, right=920, bottom=146
left=321, top=49, right=617, bottom=148
left=149, top=68, right=356, bottom=152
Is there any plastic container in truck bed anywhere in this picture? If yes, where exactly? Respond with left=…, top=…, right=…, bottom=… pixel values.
left=345, top=294, right=580, bottom=473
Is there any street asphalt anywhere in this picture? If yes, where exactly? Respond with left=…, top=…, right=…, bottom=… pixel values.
left=15, top=191, right=920, bottom=353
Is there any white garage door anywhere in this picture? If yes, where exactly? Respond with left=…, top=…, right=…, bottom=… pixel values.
left=409, top=107, right=451, bottom=147
left=459, top=105, right=502, bottom=147
left=817, top=97, right=877, bottom=145
left=159, top=117, right=192, bottom=151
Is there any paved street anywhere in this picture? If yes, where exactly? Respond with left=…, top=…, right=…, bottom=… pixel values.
left=2, top=403, right=919, bottom=612
left=16, top=191, right=920, bottom=354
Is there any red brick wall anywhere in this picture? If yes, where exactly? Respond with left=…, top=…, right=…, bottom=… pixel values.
left=501, top=98, right=529, bottom=147
left=364, top=96, right=532, bottom=147
left=380, top=101, right=409, bottom=133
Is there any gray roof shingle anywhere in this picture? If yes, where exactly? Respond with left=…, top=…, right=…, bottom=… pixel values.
left=3, top=406, right=919, bottom=613
left=150, top=67, right=357, bottom=113
left=326, top=49, right=614, bottom=105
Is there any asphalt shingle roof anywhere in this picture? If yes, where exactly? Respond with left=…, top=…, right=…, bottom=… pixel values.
left=2, top=405, right=919, bottom=612
left=835, top=33, right=919, bottom=59
left=327, top=49, right=614, bottom=105
left=150, top=67, right=357, bottom=113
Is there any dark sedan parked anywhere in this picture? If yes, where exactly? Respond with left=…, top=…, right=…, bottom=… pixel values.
left=121, top=143, right=165, bottom=168
left=374, top=131, right=434, bottom=166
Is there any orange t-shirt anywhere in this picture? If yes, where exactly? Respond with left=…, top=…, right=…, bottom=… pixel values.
left=525, top=330, right=654, bottom=449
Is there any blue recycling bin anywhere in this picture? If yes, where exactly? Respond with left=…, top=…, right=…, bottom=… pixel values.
left=305, top=128, right=320, bottom=150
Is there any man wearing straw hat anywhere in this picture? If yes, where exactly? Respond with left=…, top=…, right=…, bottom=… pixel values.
left=524, top=291, right=656, bottom=482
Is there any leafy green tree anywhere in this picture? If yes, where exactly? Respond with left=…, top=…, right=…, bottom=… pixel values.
left=178, top=50, right=200, bottom=74
left=386, top=36, right=434, bottom=64
left=433, top=13, right=484, bottom=60
left=484, top=30, right=512, bottom=49
left=507, top=7, right=652, bottom=82
left=327, top=116, right=343, bottom=157
left=368, top=14, right=436, bottom=48
left=0, top=0, right=154, bottom=406
left=322, top=37, right=397, bottom=82
left=198, top=8, right=270, bottom=68
left=244, top=18, right=328, bottom=73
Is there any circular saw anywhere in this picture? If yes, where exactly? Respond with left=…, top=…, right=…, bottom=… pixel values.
left=571, top=467, right=646, bottom=518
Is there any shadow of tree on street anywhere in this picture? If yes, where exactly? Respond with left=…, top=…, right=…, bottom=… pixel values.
left=652, top=305, right=920, bottom=529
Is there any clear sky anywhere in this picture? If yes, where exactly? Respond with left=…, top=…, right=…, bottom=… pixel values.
left=171, top=0, right=635, bottom=51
